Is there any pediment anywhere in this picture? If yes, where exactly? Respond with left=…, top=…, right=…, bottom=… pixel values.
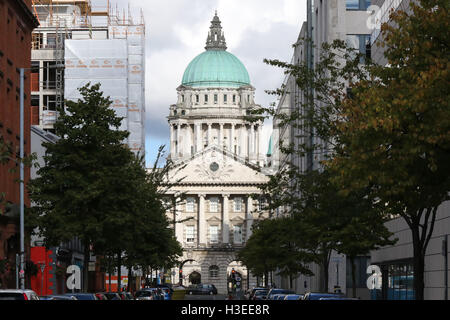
left=167, top=146, right=269, bottom=185
left=229, top=215, right=245, bottom=223
left=206, top=215, right=222, bottom=222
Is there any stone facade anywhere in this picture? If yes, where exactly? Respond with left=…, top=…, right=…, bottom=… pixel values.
left=165, top=13, right=270, bottom=294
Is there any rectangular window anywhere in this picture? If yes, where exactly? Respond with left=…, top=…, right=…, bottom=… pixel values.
left=346, top=34, right=371, bottom=63
left=204, top=94, right=208, bottom=103
left=214, top=94, right=218, bottom=104
left=186, top=197, right=195, bottom=212
left=346, top=0, right=371, bottom=10
left=196, top=94, right=199, bottom=103
left=234, top=197, right=242, bottom=212
left=186, top=226, right=195, bottom=243
left=46, top=33, right=56, bottom=48
left=209, top=197, right=218, bottom=212
left=43, top=61, right=57, bottom=89
left=223, top=94, right=227, bottom=103
left=233, top=225, right=242, bottom=244
left=209, top=225, right=219, bottom=244
left=181, top=95, right=184, bottom=103
left=43, top=95, right=56, bottom=111
left=233, top=95, right=236, bottom=103
left=31, top=95, right=39, bottom=107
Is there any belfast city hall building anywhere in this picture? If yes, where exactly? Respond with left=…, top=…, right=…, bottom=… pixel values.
left=165, top=13, right=270, bottom=294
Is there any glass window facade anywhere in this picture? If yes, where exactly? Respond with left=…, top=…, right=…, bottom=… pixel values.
left=371, top=261, right=415, bottom=300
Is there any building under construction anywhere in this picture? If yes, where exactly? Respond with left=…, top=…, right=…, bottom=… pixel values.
left=30, top=0, right=146, bottom=154
left=29, top=0, right=146, bottom=294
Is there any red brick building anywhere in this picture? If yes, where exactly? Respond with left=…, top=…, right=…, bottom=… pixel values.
left=0, top=0, right=39, bottom=289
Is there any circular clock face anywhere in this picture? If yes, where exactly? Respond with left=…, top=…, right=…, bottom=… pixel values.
left=210, top=162, right=219, bottom=172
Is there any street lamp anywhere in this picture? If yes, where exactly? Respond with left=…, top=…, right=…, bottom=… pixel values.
left=18, top=64, right=64, bottom=290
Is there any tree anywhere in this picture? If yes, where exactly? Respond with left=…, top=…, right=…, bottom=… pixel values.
left=327, top=1, right=450, bottom=300
left=28, top=83, right=132, bottom=291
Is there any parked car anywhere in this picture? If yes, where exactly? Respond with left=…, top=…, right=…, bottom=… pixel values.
left=94, top=293, right=108, bottom=300
left=40, top=295, right=78, bottom=300
left=156, top=284, right=174, bottom=295
left=119, top=292, right=134, bottom=300
left=63, top=293, right=98, bottom=300
left=266, top=288, right=295, bottom=300
left=135, top=289, right=160, bottom=300
left=284, top=294, right=304, bottom=300
left=319, top=297, right=359, bottom=300
left=248, top=287, right=267, bottom=300
left=252, top=289, right=269, bottom=300
left=99, top=292, right=122, bottom=300
left=0, top=289, right=39, bottom=300
left=302, top=292, right=346, bottom=300
left=186, top=283, right=217, bottom=295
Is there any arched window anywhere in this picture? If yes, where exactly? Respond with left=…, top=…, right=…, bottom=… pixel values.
left=209, top=265, right=219, bottom=278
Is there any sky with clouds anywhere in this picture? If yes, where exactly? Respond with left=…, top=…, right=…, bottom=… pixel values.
left=108, top=0, right=307, bottom=167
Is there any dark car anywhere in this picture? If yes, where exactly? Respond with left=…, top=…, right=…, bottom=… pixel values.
left=266, top=288, right=295, bottom=300
left=63, top=293, right=98, bottom=300
left=248, top=287, right=267, bottom=300
left=186, top=284, right=217, bottom=295
left=94, top=293, right=107, bottom=300
left=303, top=292, right=346, bottom=300
left=135, top=289, right=160, bottom=300
left=100, top=292, right=122, bottom=300
left=119, top=292, right=134, bottom=300
left=40, top=295, right=78, bottom=300
left=252, top=289, right=269, bottom=300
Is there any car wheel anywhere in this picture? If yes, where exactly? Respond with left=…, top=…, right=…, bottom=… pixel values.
left=209, top=291, right=213, bottom=295
left=189, top=291, right=193, bottom=295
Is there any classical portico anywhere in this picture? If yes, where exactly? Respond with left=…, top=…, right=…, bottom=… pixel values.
left=165, top=13, right=269, bottom=294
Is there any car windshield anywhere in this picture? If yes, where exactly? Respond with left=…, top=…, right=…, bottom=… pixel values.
left=71, top=294, right=95, bottom=300
left=135, top=291, right=153, bottom=297
left=0, top=293, right=25, bottom=300
left=255, top=290, right=268, bottom=295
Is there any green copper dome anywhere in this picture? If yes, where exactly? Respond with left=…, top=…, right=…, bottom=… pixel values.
left=182, top=50, right=250, bottom=88
left=181, top=13, right=251, bottom=88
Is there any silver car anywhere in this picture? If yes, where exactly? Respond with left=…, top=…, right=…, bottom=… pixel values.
left=0, top=289, right=40, bottom=300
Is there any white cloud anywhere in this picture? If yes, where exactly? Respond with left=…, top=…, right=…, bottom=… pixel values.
left=107, top=0, right=307, bottom=165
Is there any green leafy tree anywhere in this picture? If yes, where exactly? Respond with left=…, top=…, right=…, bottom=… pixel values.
left=28, top=83, right=133, bottom=291
left=327, top=1, right=450, bottom=300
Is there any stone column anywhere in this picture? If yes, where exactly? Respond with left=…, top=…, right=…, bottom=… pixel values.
left=240, top=125, right=245, bottom=156
left=195, top=123, right=202, bottom=153
left=170, top=123, right=175, bottom=157
left=222, top=194, right=229, bottom=244
left=230, top=124, right=235, bottom=153
left=176, top=123, right=181, bottom=158
left=249, top=124, right=255, bottom=159
left=257, top=123, right=262, bottom=161
left=207, top=123, right=212, bottom=146
left=174, top=196, right=183, bottom=243
left=246, top=196, right=253, bottom=240
left=198, top=194, right=206, bottom=246
left=219, top=123, right=224, bottom=148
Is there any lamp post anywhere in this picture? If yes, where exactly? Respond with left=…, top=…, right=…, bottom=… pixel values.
left=19, top=64, right=64, bottom=290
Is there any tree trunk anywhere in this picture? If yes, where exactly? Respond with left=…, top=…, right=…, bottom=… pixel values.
left=411, top=224, right=425, bottom=300
left=350, top=256, right=357, bottom=298
left=117, top=253, right=122, bottom=293
left=83, top=244, right=90, bottom=293
left=127, top=264, right=132, bottom=293
left=108, top=255, right=112, bottom=291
